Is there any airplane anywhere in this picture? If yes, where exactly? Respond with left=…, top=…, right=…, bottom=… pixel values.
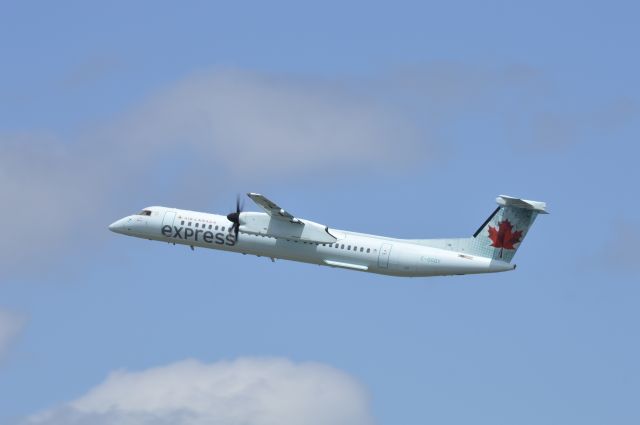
left=108, top=193, right=547, bottom=277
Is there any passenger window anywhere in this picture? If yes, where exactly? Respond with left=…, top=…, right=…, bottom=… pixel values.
left=188, top=222, right=192, bottom=226
left=340, top=244, right=344, bottom=249
left=366, top=248, right=370, bottom=253
left=181, top=220, right=185, bottom=225
left=215, top=225, right=219, bottom=230
left=221, top=226, right=225, bottom=232
left=347, top=245, right=351, bottom=250
left=209, top=224, right=212, bottom=229
left=360, top=247, right=364, bottom=252
left=195, top=223, right=199, bottom=228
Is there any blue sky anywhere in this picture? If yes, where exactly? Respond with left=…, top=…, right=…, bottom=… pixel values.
left=1, top=1, right=639, bottom=424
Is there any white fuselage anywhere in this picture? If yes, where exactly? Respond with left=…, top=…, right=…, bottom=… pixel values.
left=109, top=206, right=515, bottom=277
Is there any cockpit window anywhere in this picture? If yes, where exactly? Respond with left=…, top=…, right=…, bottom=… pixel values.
left=138, top=210, right=152, bottom=216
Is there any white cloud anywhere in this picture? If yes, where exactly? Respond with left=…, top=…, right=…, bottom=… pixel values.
left=0, top=136, right=109, bottom=276
left=24, top=357, right=375, bottom=425
left=108, top=69, right=423, bottom=177
left=4, top=64, right=611, bottom=277
left=0, top=309, right=25, bottom=359
left=1, top=68, right=426, bottom=279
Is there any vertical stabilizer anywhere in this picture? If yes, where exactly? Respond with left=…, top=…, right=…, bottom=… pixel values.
left=468, top=195, right=547, bottom=262
left=414, top=195, right=547, bottom=263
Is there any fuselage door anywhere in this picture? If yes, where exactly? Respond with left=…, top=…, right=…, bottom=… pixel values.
left=378, top=243, right=392, bottom=268
left=162, top=211, right=176, bottom=230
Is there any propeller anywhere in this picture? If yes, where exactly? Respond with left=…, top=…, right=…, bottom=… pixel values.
left=226, top=194, right=244, bottom=239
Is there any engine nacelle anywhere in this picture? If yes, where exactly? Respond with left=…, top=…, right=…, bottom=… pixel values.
left=239, top=212, right=337, bottom=244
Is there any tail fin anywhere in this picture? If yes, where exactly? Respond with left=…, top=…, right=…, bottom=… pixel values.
left=415, top=195, right=548, bottom=263
left=468, top=195, right=547, bottom=262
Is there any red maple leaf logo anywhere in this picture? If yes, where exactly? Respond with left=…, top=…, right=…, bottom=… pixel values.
left=488, top=219, right=523, bottom=258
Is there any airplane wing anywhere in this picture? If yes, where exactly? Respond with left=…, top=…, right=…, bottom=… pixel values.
left=247, top=193, right=301, bottom=223
left=243, top=193, right=336, bottom=244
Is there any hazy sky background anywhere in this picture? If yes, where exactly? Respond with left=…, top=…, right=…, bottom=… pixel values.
left=1, top=1, right=639, bottom=424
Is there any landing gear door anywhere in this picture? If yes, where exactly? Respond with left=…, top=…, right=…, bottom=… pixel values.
left=162, top=211, right=176, bottom=229
left=378, top=243, right=392, bottom=268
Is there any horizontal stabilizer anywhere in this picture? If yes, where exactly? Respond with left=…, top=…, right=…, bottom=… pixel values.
left=497, top=195, right=548, bottom=214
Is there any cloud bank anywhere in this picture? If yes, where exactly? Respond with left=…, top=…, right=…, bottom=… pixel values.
left=0, top=68, right=424, bottom=280
left=110, top=69, right=423, bottom=176
left=3, top=64, right=620, bottom=279
left=24, top=357, right=374, bottom=425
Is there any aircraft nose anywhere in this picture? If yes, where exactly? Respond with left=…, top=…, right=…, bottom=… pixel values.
left=108, top=218, right=128, bottom=234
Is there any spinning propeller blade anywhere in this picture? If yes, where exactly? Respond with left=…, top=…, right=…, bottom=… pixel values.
left=226, top=194, right=244, bottom=239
